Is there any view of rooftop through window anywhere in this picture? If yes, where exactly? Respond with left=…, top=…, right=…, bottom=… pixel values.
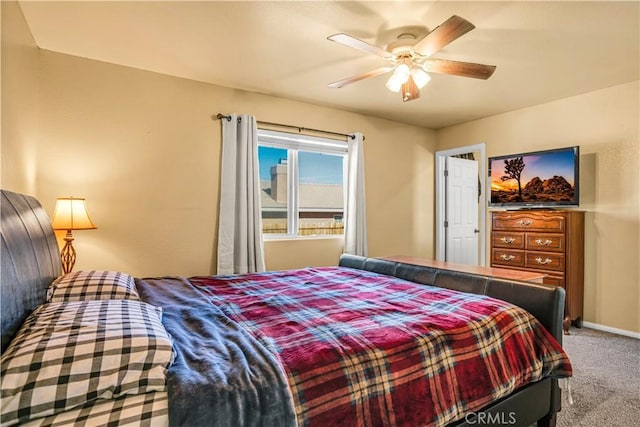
left=258, top=145, right=345, bottom=237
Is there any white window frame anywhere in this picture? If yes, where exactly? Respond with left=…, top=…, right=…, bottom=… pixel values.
left=257, top=129, right=347, bottom=240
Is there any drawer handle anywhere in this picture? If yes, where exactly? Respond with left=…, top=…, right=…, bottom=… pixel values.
left=535, top=239, right=553, bottom=246
left=500, top=254, right=516, bottom=261
left=518, top=219, right=533, bottom=226
left=500, top=237, right=516, bottom=244
left=535, top=257, right=553, bottom=265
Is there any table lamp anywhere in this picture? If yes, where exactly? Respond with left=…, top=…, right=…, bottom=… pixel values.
left=51, top=197, right=97, bottom=274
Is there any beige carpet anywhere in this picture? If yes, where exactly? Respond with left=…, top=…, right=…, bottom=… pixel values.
left=556, top=327, right=640, bottom=427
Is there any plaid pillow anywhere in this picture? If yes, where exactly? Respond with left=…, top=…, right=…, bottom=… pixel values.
left=20, top=391, right=169, bottom=427
left=48, top=270, right=140, bottom=302
left=1, top=300, right=174, bottom=426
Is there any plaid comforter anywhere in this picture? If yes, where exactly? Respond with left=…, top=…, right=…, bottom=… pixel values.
left=190, top=266, right=571, bottom=427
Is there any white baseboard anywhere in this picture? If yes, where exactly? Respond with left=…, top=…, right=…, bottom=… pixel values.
left=581, top=321, right=640, bottom=339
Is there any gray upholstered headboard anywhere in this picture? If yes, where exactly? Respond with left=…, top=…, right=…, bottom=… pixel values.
left=1, top=190, right=61, bottom=352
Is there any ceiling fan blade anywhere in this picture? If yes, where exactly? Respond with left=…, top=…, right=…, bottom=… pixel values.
left=328, top=33, right=396, bottom=60
left=328, top=67, right=394, bottom=88
left=412, top=15, right=475, bottom=58
left=424, top=59, right=496, bottom=79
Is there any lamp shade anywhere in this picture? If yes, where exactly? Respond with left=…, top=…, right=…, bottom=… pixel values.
left=51, top=197, right=97, bottom=230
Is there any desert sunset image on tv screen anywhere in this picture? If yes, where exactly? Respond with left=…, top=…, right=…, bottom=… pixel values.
left=490, top=149, right=576, bottom=205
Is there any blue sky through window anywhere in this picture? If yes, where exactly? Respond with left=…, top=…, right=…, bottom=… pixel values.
left=258, top=146, right=287, bottom=181
left=258, top=146, right=343, bottom=185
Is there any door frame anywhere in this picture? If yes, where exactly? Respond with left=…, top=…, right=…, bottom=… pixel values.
left=435, top=143, right=487, bottom=266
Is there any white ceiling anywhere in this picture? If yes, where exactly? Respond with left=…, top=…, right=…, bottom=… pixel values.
left=19, top=1, right=640, bottom=129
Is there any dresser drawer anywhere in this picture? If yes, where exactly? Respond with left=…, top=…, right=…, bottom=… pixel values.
left=492, top=232, right=525, bottom=249
left=525, top=233, right=565, bottom=252
left=491, top=249, right=525, bottom=268
left=525, top=252, right=565, bottom=272
left=492, top=212, right=566, bottom=232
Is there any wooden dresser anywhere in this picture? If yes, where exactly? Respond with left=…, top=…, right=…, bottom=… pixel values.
left=490, top=210, right=584, bottom=333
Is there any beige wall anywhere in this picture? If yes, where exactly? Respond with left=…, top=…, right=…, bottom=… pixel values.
left=30, top=50, right=435, bottom=277
left=437, top=81, right=640, bottom=333
left=1, top=1, right=39, bottom=194
left=2, top=0, right=436, bottom=276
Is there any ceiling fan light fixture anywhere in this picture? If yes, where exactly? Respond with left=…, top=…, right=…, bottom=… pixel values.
left=411, top=68, right=431, bottom=89
left=394, top=62, right=411, bottom=83
left=385, top=61, right=411, bottom=93
left=385, top=72, right=403, bottom=92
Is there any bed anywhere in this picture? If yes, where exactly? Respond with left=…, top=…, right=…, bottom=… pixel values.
left=1, top=189, right=571, bottom=426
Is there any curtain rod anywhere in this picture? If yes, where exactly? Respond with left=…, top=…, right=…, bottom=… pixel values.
left=214, top=113, right=361, bottom=141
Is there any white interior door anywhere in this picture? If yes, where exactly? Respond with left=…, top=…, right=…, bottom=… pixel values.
left=446, top=157, right=479, bottom=265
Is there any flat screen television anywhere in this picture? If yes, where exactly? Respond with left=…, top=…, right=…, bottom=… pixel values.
left=488, top=146, right=579, bottom=208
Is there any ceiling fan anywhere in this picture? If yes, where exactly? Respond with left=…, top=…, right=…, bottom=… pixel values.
left=327, top=15, right=496, bottom=102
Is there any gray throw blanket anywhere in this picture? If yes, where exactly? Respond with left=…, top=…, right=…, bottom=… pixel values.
left=135, top=277, right=297, bottom=427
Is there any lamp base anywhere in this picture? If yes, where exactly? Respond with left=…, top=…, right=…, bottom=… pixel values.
left=60, top=230, right=76, bottom=274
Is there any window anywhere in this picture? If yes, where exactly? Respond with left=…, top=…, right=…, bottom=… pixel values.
left=257, top=129, right=346, bottom=238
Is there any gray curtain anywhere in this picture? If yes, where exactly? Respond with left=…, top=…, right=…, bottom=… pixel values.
left=343, top=132, right=368, bottom=256
left=217, top=114, right=265, bottom=274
